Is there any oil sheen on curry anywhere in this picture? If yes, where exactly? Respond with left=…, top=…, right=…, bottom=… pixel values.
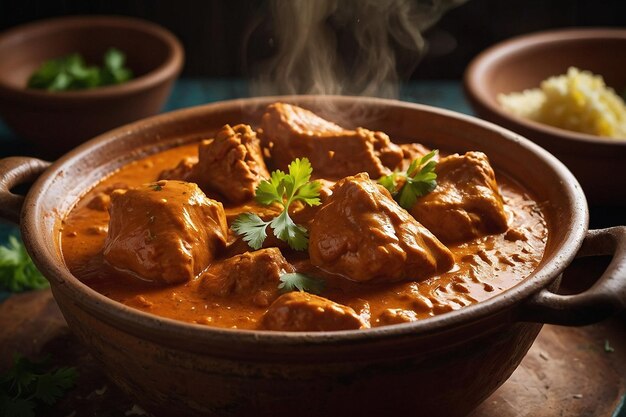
left=61, top=103, right=547, bottom=332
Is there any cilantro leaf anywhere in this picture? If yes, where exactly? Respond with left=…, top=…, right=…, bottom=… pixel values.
left=33, top=367, right=78, bottom=405
left=2, top=354, right=55, bottom=390
left=233, top=158, right=321, bottom=251
left=278, top=273, right=325, bottom=295
left=0, top=396, right=36, bottom=417
left=287, top=157, right=313, bottom=190
left=378, top=150, right=439, bottom=210
left=104, top=48, right=124, bottom=71
left=270, top=211, right=308, bottom=251
left=0, top=236, right=21, bottom=265
left=398, top=182, right=419, bottom=209
left=64, top=54, right=100, bottom=89
left=231, top=213, right=270, bottom=250
left=292, top=181, right=321, bottom=206
left=0, top=236, right=48, bottom=292
left=101, top=48, right=133, bottom=85
left=255, top=170, right=285, bottom=206
left=0, top=354, right=77, bottom=416
left=377, top=171, right=399, bottom=193
left=27, top=48, right=133, bottom=92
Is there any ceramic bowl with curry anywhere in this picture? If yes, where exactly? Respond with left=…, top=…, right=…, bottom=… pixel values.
left=0, top=96, right=624, bottom=417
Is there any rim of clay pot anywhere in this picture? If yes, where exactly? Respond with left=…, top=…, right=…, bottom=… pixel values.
left=0, top=15, right=184, bottom=101
left=22, top=96, right=588, bottom=347
left=465, top=27, right=626, bottom=148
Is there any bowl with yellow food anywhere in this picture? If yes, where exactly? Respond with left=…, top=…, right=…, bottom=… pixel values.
left=464, top=28, right=626, bottom=205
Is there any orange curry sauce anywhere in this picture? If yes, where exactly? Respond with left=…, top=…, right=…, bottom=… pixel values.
left=60, top=143, right=547, bottom=330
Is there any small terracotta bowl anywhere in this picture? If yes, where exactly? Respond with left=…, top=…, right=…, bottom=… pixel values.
left=464, top=28, right=626, bottom=206
left=0, top=15, right=184, bottom=155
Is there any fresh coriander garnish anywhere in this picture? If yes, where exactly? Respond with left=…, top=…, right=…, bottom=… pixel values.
left=0, top=354, right=77, bottom=416
left=278, top=272, right=325, bottom=295
left=100, top=48, right=133, bottom=85
left=231, top=213, right=270, bottom=250
left=378, top=150, right=439, bottom=209
left=0, top=236, right=48, bottom=292
left=232, top=158, right=321, bottom=251
left=27, top=48, right=133, bottom=92
left=150, top=184, right=163, bottom=191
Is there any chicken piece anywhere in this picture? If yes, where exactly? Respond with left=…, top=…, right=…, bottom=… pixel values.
left=409, top=151, right=508, bottom=243
left=260, top=292, right=369, bottom=331
left=103, top=180, right=228, bottom=284
left=158, top=156, right=198, bottom=182
left=309, top=173, right=454, bottom=283
left=261, top=103, right=403, bottom=178
left=199, top=248, right=294, bottom=307
left=193, top=124, right=270, bottom=203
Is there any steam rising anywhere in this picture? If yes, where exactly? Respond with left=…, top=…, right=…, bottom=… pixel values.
left=251, top=0, right=466, bottom=98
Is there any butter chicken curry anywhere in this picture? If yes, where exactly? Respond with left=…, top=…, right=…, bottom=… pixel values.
left=61, top=103, right=547, bottom=332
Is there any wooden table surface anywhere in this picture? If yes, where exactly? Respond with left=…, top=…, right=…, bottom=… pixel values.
left=1, top=80, right=624, bottom=416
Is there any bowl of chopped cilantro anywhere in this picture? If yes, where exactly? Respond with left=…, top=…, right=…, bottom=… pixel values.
left=0, top=15, right=183, bottom=154
left=27, top=47, right=134, bottom=92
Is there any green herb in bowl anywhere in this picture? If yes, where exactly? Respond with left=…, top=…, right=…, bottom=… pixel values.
left=27, top=48, right=133, bottom=91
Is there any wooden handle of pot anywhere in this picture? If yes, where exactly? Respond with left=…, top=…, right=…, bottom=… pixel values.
left=0, top=157, right=51, bottom=224
left=521, top=226, right=626, bottom=326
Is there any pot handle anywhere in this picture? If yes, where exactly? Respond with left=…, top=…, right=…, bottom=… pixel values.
left=520, top=226, right=626, bottom=326
left=0, top=157, right=51, bottom=224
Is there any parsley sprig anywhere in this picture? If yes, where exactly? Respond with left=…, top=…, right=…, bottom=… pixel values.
left=378, top=150, right=439, bottom=209
left=232, top=158, right=321, bottom=250
left=278, top=273, right=325, bottom=295
left=0, top=236, right=48, bottom=292
left=0, top=354, right=77, bottom=417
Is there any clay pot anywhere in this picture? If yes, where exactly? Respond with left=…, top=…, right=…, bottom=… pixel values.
left=0, top=15, right=184, bottom=155
left=464, top=28, right=626, bottom=206
left=0, top=97, right=625, bottom=417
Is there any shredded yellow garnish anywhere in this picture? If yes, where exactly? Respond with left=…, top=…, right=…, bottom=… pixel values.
left=498, top=67, right=626, bottom=139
